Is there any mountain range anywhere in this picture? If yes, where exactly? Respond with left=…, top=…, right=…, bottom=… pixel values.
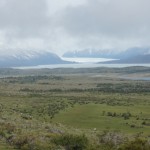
left=63, top=47, right=150, bottom=64
left=0, top=47, right=150, bottom=68
left=63, top=47, right=150, bottom=59
left=100, top=54, right=150, bottom=64
left=0, top=51, right=71, bottom=68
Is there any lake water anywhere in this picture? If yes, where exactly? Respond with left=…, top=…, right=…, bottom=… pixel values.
left=15, top=63, right=150, bottom=69
left=120, top=77, right=150, bottom=81
left=12, top=57, right=150, bottom=69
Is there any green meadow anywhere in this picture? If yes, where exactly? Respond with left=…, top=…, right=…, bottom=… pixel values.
left=0, top=67, right=150, bottom=149
left=53, top=103, right=150, bottom=134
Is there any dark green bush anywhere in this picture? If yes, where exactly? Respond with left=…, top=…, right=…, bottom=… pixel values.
left=52, top=134, right=89, bottom=150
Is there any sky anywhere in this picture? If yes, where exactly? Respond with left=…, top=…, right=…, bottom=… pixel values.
left=0, top=0, right=150, bottom=56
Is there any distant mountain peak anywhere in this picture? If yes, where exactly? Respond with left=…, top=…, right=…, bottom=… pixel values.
left=63, top=47, right=150, bottom=59
left=0, top=51, right=71, bottom=68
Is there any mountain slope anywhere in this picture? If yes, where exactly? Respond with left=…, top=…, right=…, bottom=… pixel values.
left=63, top=47, right=150, bottom=59
left=63, top=49, right=116, bottom=58
left=100, top=54, right=150, bottom=64
left=0, top=51, right=71, bottom=67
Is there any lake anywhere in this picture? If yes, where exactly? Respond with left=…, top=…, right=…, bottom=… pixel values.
left=120, top=77, right=150, bottom=81
left=15, top=63, right=150, bottom=69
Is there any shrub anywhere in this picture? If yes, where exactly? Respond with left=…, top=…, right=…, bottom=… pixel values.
left=97, top=130, right=127, bottom=150
left=52, top=134, right=89, bottom=150
left=122, top=112, right=131, bottom=120
left=119, top=138, right=150, bottom=150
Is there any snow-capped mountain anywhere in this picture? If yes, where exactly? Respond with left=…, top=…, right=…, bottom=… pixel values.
left=63, top=47, right=150, bottom=59
left=100, top=54, right=150, bottom=64
left=63, top=47, right=150, bottom=64
left=63, top=49, right=117, bottom=58
left=0, top=51, right=71, bottom=67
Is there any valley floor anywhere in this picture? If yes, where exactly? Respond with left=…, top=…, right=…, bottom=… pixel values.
left=0, top=67, right=150, bottom=149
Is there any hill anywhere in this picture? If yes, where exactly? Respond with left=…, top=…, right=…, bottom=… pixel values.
left=101, top=54, right=150, bottom=64
left=0, top=51, right=71, bottom=67
left=63, top=47, right=150, bottom=59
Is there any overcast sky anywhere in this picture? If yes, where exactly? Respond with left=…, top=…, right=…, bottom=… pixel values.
left=0, top=0, right=150, bottom=56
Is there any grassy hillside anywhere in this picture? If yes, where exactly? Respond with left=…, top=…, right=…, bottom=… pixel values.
left=0, top=67, right=150, bottom=149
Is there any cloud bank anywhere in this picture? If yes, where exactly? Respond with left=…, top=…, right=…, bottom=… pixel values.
left=0, top=0, right=150, bottom=55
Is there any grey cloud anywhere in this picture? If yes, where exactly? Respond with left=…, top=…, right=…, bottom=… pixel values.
left=0, top=0, right=50, bottom=38
left=0, top=0, right=150, bottom=55
left=60, top=0, right=150, bottom=38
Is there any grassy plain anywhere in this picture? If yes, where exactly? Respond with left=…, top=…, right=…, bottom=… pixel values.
left=0, top=66, right=150, bottom=149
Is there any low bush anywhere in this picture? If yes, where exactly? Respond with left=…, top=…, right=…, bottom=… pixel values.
left=52, top=134, right=89, bottom=150
left=119, top=138, right=150, bottom=150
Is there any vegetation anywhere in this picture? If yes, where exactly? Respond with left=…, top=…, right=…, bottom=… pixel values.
left=0, top=67, right=150, bottom=149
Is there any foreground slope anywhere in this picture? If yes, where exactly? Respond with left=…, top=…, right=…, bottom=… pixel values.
left=0, top=67, right=150, bottom=149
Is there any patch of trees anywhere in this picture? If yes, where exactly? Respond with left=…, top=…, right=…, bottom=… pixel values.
left=96, top=83, right=150, bottom=93
left=3, top=75, right=64, bottom=84
left=105, top=111, right=132, bottom=120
